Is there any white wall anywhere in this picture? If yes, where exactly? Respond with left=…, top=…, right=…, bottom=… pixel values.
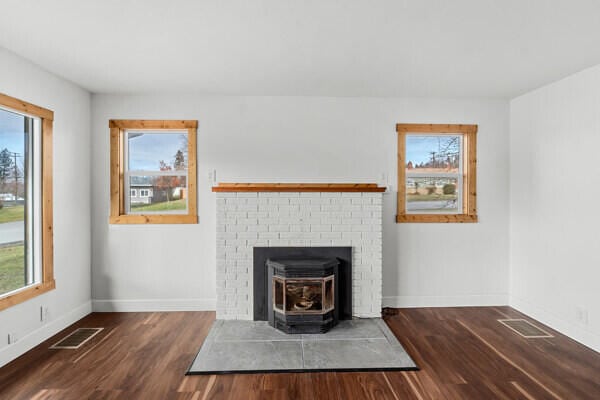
left=91, top=94, right=509, bottom=312
left=510, top=65, right=600, bottom=352
left=0, top=48, right=92, bottom=367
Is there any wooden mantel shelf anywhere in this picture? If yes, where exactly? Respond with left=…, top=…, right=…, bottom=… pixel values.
left=212, top=183, right=386, bottom=192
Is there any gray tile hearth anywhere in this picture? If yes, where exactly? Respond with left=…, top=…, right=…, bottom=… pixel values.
left=187, top=319, right=418, bottom=374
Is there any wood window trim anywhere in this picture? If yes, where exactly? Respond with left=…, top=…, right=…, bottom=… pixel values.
left=396, top=123, right=478, bottom=223
left=109, top=120, right=198, bottom=224
left=0, top=93, right=54, bottom=312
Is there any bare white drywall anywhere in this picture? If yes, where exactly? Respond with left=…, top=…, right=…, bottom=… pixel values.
left=510, top=65, right=600, bottom=352
left=90, top=94, right=509, bottom=312
left=0, top=48, right=92, bottom=367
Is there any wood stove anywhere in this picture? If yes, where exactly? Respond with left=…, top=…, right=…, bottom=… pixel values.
left=267, top=257, right=339, bottom=334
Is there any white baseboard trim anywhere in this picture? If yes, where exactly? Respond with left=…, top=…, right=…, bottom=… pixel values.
left=510, top=295, right=600, bottom=353
left=0, top=301, right=92, bottom=368
left=92, top=298, right=216, bottom=312
left=382, top=294, right=509, bottom=308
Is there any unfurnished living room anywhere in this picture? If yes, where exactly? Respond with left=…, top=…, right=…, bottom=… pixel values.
left=0, top=1, right=599, bottom=399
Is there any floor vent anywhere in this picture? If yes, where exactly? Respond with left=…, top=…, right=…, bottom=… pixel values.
left=498, top=319, right=553, bottom=338
left=50, top=328, right=104, bottom=349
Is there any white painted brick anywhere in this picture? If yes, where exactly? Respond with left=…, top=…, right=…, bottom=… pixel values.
left=226, top=279, right=247, bottom=288
left=362, top=231, right=382, bottom=240
left=288, top=239, right=309, bottom=246
left=310, top=224, right=331, bottom=232
left=237, top=218, right=258, bottom=225
left=218, top=192, right=237, bottom=198
left=280, top=232, right=312, bottom=240
left=269, top=224, right=290, bottom=232
left=247, top=211, right=268, bottom=218
left=279, top=217, right=303, bottom=224
left=278, top=205, right=300, bottom=212
left=299, top=192, right=320, bottom=198
left=268, top=197, right=290, bottom=205
left=225, top=239, right=246, bottom=246
left=216, top=189, right=383, bottom=320
left=352, top=224, right=372, bottom=232
left=237, top=204, right=258, bottom=212
left=320, top=232, right=342, bottom=240
left=246, top=239, right=268, bottom=246
left=237, top=232, right=259, bottom=239
left=351, top=198, right=371, bottom=205
left=258, top=232, right=279, bottom=239
left=258, top=192, right=280, bottom=197
left=310, top=239, right=332, bottom=246
left=247, top=224, right=268, bottom=232
left=289, top=224, right=310, bottom=232
left=226, top=225, right=246, bottom=233
left=351, top=211, right=372, bottom=218
left=290, top=198, right=311, bottom=205
left=310, top=197, right=330, bottom=205
left=269, top=239, right=292, bottom=246
left=342, top=232, right=361, bottom=240
left=258, top=205, right=278, bottom=212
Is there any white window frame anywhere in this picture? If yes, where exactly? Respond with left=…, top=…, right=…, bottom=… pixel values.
left=130, top=189, right=137, bottom=197
left=140, top=189, right=150, bottom=197
left=123, top=130, right=188, bottom=215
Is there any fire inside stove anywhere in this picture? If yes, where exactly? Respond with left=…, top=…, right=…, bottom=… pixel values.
left=268, top=257, right=339, bottom=334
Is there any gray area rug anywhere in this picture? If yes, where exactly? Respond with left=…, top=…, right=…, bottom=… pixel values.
left=187, top=318, right=418, bottom=374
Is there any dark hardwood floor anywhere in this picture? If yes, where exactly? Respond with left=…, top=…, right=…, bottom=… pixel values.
left=0, top=307, right=598, bottom=399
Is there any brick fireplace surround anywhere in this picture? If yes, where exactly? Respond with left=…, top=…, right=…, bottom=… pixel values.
left=213, top=183, right=385, bottom=320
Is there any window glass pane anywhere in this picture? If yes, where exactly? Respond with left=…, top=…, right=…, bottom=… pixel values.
left=406, top=177, right=459, bottom=213
left=127, top=132, right=187, bottom=172
left=405, top=135, right=461, bottom=173
left=128, top=175, right=187, bottom=213
left=0, top=108, right=32, bottom=296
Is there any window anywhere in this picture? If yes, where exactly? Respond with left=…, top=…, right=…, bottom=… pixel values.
left=109, top=120, right=197, bottom=224
left=0, top=93, right=54, bottom=311
left=396, top=124, right=477, bottom=223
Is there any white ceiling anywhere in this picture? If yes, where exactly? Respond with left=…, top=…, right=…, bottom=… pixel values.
left=1, top=0, right=600, bottom=98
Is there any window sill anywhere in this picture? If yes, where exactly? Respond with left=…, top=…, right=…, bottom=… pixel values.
left=396, top=214, right=478, bottom=223
left=109, top=214, right=198, bottom=224
left=0, top=280, right=55, bottom=312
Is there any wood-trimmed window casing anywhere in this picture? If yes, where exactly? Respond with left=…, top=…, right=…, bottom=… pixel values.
left=396, top=123, right=478, bottom=223
left=0, top=93, right=54, bottom=311
left=109, top=120, right=198, bottom=224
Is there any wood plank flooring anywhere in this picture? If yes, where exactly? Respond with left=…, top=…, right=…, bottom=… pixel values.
left=0, top=307, right=598, bottom=399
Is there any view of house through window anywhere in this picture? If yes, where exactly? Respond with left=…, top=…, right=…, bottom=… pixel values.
left=405, top=135, right=462, bottom=214
left=125, top=131, right=189, bottom=214
left=396, top=123, right=477, bottom=223
left=0, top=107, right=41, bottom=297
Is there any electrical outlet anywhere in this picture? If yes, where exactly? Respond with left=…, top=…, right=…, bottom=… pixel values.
left=208, top=169, right=217, bottom=183
left=8, top=333, right=18, bottom=345
left=40, top=306, right=49, bottom=322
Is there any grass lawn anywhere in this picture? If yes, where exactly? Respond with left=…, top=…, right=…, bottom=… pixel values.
left=130, top=198, right=186, bottom=212
left=0, top=205, right=25, bottom=223
left=407, top=194, right=457, bottom=202
left=0, top=244, right=25, bottom=295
